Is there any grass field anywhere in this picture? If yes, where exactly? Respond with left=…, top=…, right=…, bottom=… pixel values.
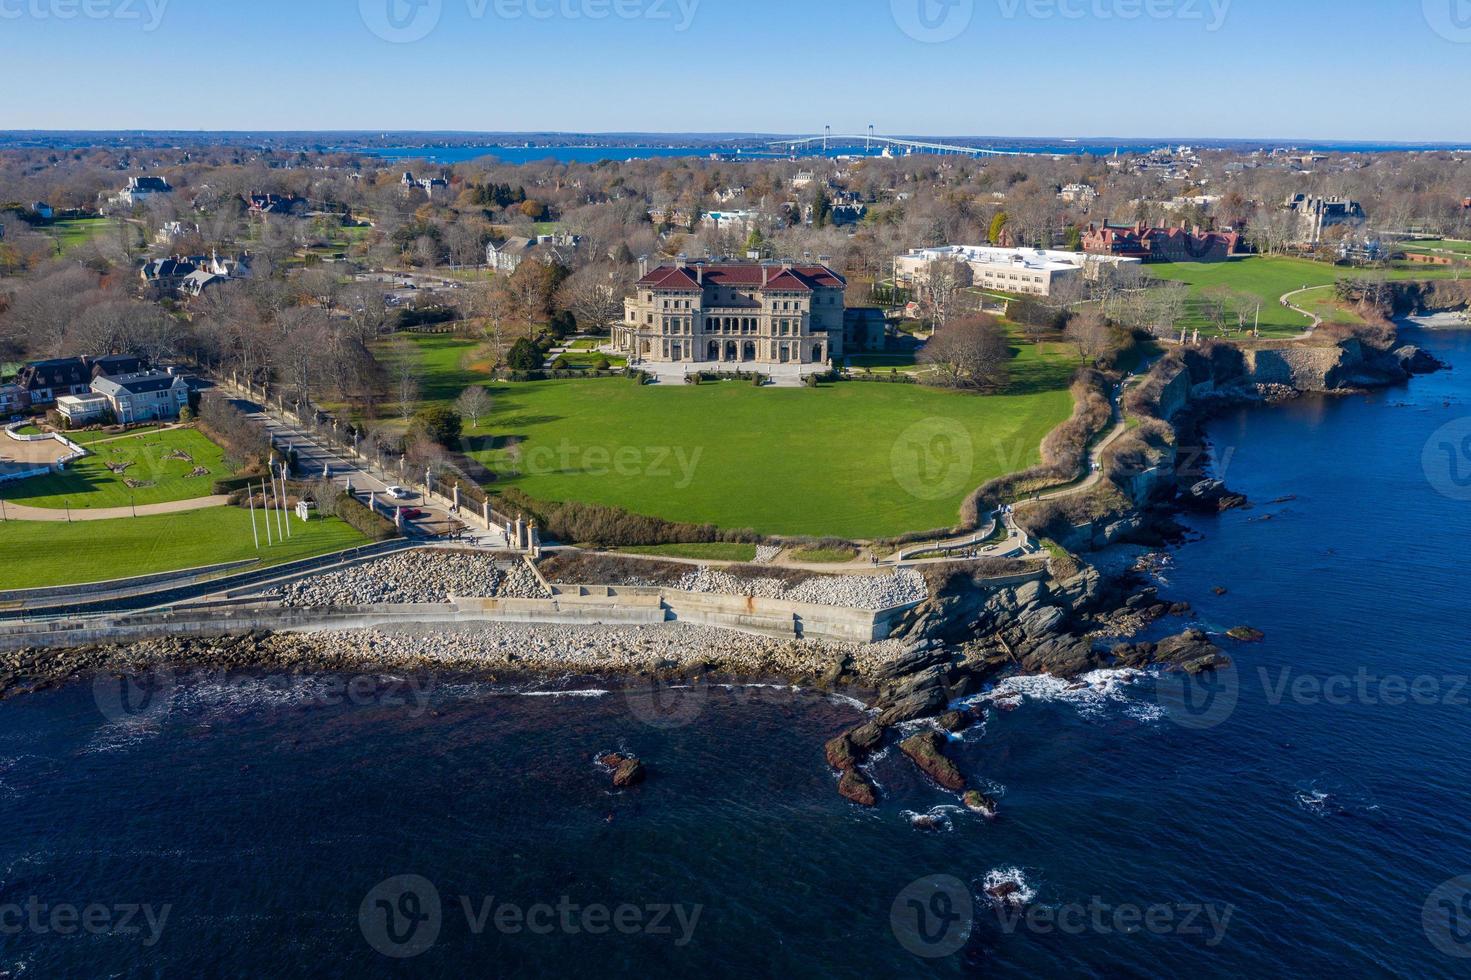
left=44, top=217, right=123, bottom=256
left=789, top=546, right=860, bottom=563
left=0, top=508, right=368, bottom=590
left=0, top=428, right=232, bottom=510
left=465, top=377, right=1073, bottom=539
left=1149, top=255, right=1469, bottom=338
left=1400, top=239, right=1471, bottom=255
left=616, top=542, right=758, bottom=562
left=63, top=423, right=169, bottom=446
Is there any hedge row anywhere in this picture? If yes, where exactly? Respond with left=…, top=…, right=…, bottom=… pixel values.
left=338, top=493, right=400, bottom=541
left=496, top=486, right=760, bottom=548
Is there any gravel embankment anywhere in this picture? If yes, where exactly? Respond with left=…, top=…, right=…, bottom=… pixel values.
left=674, top=567, right=927, bottom=611
left=273, top=552, right=549, bottom=608
left=6, top=623, right=911, bottom=689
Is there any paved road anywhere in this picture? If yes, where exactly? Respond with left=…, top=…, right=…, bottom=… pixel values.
left=0, top=494, right=232, bottom=523
left=220, top=384, right=504, bottom=545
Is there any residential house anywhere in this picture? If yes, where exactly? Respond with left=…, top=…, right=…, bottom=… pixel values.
left=140, top=255, right=198, bottom=289
left=15, top=358, right=94, bottom=408
left=401, top=172, right=449, bottom=196
left=156, top=220, right=198, bottom=243
left=1059, top=184, right=1098, bottom=207
left=91, top=370, right=193, bottom=424
left=244, top=193, right=305, bottom=217
left=56, top=393, right=112, bottom=426
left=485, top=234, right=581, bottom=273
left=0, top=384, right=24, bottom=418
left=107, top=175, right=173, bottom=209
left=1283, top=194, right=1366, bottom=244
left=89, top=353, right=147, bottom=379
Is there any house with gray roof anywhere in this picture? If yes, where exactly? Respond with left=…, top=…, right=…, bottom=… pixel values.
left=91, top=370, right=193, bottom=424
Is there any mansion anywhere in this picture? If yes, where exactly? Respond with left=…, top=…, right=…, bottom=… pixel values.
left=615, top=260, right=849, bottom=367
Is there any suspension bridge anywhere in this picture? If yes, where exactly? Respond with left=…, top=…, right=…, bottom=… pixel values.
left=767, top=126, right=1040, bottom=158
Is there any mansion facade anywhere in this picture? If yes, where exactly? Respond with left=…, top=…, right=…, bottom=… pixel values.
left=614, top=261, right=847, bottom=367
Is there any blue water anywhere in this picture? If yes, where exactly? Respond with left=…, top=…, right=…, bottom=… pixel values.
left=362, top=139, right=1471, bottom=165
left=3, top=329, right=1471, bottom=976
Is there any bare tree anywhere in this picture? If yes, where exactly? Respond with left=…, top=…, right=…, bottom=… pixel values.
left=1064, top=306, right=1114, bottom=365
left=385, top=335, right=422, bottom=423
left=918, top=314, right=1010, bottom=391
left=454, top=386, right=493, bottom=430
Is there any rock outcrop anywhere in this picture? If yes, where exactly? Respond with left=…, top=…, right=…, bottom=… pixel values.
left=900, top=731, right=966, bottom=791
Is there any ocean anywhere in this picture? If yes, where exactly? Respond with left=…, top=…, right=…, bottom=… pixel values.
left=2, top=325, right=1470, bottom=976
left=360, top=140, right=1471, bottom=165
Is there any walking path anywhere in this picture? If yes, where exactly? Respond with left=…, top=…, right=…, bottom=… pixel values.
left=0, top=494, right=231, bottom=523
left=1280, top=285, right=1328, bottom=338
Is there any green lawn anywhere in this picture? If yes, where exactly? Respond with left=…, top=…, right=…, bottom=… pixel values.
left=44, top=217, right=123, bottom=255
left=0, top=428, right=232, bottom=510
left=1148, top=254, right=1469, bottom=339
left=64, top=423, right=169, bottom=446
left=616, top=542, right=758, bottom=562
left=466, top=376, right=1073, bottom=539
left=1400, top=239, right=1471, bottom=255
left=0, top=508, right=368, bottom=591
left=557, top=350, right=626, bottom=370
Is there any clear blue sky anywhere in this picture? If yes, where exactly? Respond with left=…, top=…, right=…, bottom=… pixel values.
left=2, top=0, right=1468, bottom=140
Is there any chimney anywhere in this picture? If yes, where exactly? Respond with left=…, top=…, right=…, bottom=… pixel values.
left=676, top=253, right=688, bottom=269
left=696, top=266, right=703, bottom=285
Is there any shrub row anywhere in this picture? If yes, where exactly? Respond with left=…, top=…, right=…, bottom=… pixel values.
left=496, top=487, right=760, bottom=548
left=337, top=492, right=400, bottom=541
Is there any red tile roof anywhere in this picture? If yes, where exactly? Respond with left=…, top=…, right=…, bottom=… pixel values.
left=637, top=264, right=845, bottom=291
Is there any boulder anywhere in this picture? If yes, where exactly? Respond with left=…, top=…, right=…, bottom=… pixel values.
left=875, top=686, right=949, bottom=727
left=985, top=881, right=1022, bottom=904
left=825, top=734, right=858, bottom=772
left=900, top=731, right=966, bottom=792
left=962, top=790, right=999, bottom=817
left=838, top=769, right=877, bottom=807
left=875, top=646, right=951, bottom=681
left=1228, top=626, right=1265, bottom=643
left=601, top=754, right=647, bottom=787
left=937, top=710, right=972, bottom=733
left=1394, top=345, right=1445, bottom=375
left=847, top=721, right=886, bottom=752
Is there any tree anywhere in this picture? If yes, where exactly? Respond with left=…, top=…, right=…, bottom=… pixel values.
left=988, top=211, right=1009, bottom=244
left=454, top=386, right=493, bottom=429
left=921, top=258, right=971, bottom=326
left=506, top=337, right=542, bottom=372
left=385, top=336, right=422, bottom=422
left=412, top=406, right=462, bottom=447
left=1064, top=307, right=1114, bottom=364
left=918, top=314, right=1010, bottom=392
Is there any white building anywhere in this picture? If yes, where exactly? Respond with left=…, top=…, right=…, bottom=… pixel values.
left=894, top=245, right=1140, bottom=298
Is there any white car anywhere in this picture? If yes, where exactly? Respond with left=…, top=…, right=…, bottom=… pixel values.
left=385, top=486, right=412, bottom=500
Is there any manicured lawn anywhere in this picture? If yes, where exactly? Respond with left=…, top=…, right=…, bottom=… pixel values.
left=1400, top=239, right=1471, bottom=255
left=0, top=508, right=368, bottom=590
left=1149, top=254, right=1471, bottom=339
left=0, top=428, right=233, bottom=510
left=1294, top=285, right=1365, bottom=326
left=44, top=217, right=124, bottom=255
left=1147, top=256, right=1337, bottom=338
left=381, top=334, right=488, bottom=408
left=64, top=423, right=169, bottom=446
left=616, top=542, right=758, bottom=562
left=558, top=350, right=626, bottom=370
left=466, top=376, right=1073, bottom=539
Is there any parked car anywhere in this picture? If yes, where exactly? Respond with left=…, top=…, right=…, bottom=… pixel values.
left=400, top=508, right=426, bottom=520
left=385, top=485, right=412, bottom=500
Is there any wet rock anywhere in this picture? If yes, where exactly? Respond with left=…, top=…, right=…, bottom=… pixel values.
left=910, top=814, right=946, bottom=832
left=1228, top=626, right=1265, bottom=643
left=847, top=722, right=886, bottom=752
left=825, top=734, right=859, bottom=772
left=838, top=769, right=877, bottom=807
left=1394, top=345, right=1445, bottom=375
left=900, top=731, right=966, bottom=792
left=875, top=687, right=948, bottom=727
left=985, top=881, right=1022, bottom=904
left=612, top=758, right=646, bottom=788
left=962, top=790, right=999, bottom=818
